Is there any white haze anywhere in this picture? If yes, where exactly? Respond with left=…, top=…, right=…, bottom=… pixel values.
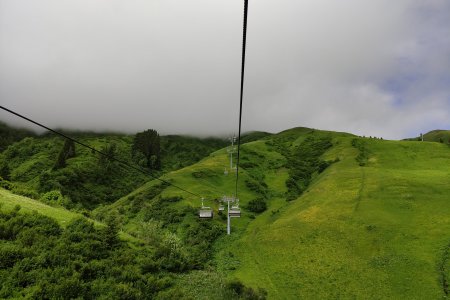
left=1, top=0, right=449, bottom=139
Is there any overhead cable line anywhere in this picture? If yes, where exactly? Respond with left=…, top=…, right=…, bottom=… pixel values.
left=235, top=0, right=249, bottom=199
left=0, top=105, right=202, bottom=198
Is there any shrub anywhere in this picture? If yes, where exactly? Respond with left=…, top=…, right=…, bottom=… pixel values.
left=11, top=186, right=39, bottom=199
left=245, top=179, right=268, bottom=198
left=247, top=198, right=267, bottom=213
left=0, top=178, right=13, bottom=190
left=352, top=138, right=370, bottom=166
left=40, top=190, right=71, bottom=207
left=283, top=135, right=333, bottom=201
left=0, top=163, right=10, bottom=180
left=226, top=279, right=267, bottom=300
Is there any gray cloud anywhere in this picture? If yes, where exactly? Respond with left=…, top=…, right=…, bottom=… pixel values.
left=1, top=0, right=449, bottom=139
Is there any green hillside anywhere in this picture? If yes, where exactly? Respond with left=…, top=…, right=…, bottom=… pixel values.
left=101, top=128, right=450, bottom=299
left=408, top=129, right=450, bottom=143
left=1, top=125, right=449, bottom=299
left=0, top=129, right=226, bottom=209
left=0, top=189, right=184, bottom=298
left=423, top=130, right=450, bottom=143
left=0, top=188, right=138, bottom=244
left=0, top=188, right=88, bottom=227
left=226, top=137, right=450, bottom=298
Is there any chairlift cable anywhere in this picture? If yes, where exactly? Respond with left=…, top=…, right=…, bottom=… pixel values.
left=234, top=0, right=249, bottom=199
left=0, top=105, right=202, bottom=198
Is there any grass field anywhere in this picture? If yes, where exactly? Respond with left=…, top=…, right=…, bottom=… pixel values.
left=0, top=188, right=142, bottom=244
left=95, top=129, right=450, bottom=298
left=407, top=129, right=450, bottom=143
left=2, top=127, right=450, bottom=299
left=0, top=188, right=85, bottom=227
left=223, top=137, right=450, bottom=299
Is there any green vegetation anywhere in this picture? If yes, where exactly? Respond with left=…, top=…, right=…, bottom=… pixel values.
left=246, top=198, right=267, bottom=213
left=407, top=130, right=450, bottom=144
left=0, top=190, right=259, bottom=299
left=54, top=138, right=76, bottom=169
left=239, top=131, right=273, bottom=144
left=0, top=121, right=35, bottom=152
left=0, top=127, right=227, bottom=210
left=1, top=122, right=450, bottom=299
left=160, top=135, right=227, bottom=171
left=0, top=188, right=88, bottom=227
left=0, top=208, right=175, bottom=299
left=132, top=129, right=161, bottom=170
left=424, top=130, right=450, bottom=144
left=352, top=138, right=370, bottom=166
left=226, top=137, right=450, bottom=299
left=0, top=134, right=147, bottom=208
left=283, top=135, right=333, bottom=200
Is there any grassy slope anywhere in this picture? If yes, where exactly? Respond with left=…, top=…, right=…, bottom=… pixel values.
left=3, top=126, right=450, bottom=298
left=110, top=143, right=263, bottom=234
left=227, top=137, right=450, bottom=299
left=407, top=129, right=450, bottom=143
left=0, top=188, right=92, bottom=227
left=424, top=130, right=450, bottom=143
left=0, top=188, right=141, bottom=244
left=105, top=128, right=450, bottom=298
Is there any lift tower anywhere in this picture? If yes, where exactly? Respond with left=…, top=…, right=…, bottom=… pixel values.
left=222, top=196, right=241, bottom=235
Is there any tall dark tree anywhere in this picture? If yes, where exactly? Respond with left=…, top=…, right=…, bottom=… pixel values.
left=132, top=129, right=161, bottom=170
left=54, top=139, right=76, bottom=169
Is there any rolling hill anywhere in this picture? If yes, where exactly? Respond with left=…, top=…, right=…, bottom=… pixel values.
left=1, top=125, right=449, bottom=298
left=407, top=129, right=450, bottom=143
left=225, top=135, right=450, bottom=298
left=91, top=127, right=450, bottom=298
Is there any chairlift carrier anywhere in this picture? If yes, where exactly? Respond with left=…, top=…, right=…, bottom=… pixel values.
left=198, top=198, right=213, bottom=219
left=229, top=203, right=241, bottom=218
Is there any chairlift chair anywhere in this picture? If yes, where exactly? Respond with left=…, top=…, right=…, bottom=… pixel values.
left=199, top=207, right=213, bottom=218
left=229, top=205, right=241, bottom=218
left=198, top=197, right=213, bottom=219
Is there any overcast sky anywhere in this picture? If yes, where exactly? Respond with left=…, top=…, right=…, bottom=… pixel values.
left=1, top=0, right=449, bottom=139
